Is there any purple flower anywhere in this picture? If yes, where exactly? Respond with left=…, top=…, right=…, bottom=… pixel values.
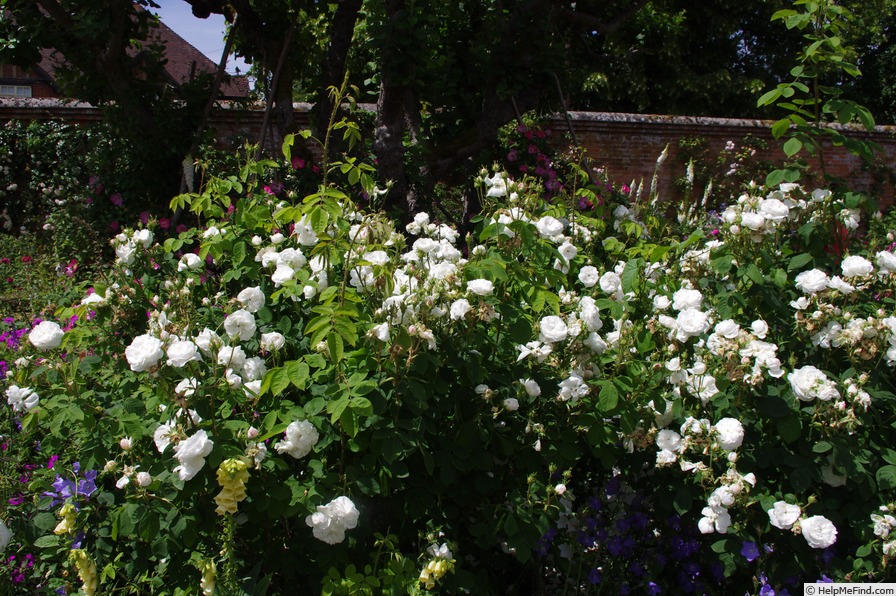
left=741, top=541, right=760, bottom=562
left=647, top=582, right=661, bottom=595
left=587, top=569, right=602, bottom=585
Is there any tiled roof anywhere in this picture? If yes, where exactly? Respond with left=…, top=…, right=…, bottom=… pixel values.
left=149, top=17, right=249, bottom=99
left=23, top=10, right=249, bottom=100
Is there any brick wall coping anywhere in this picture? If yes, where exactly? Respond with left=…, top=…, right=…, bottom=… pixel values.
left=564, top=110, right=896, bottom=136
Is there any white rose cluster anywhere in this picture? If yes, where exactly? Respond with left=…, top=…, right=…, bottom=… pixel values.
left=305, top=496, right=360, bottom=544
left=274, top=420, right=319, bottom=459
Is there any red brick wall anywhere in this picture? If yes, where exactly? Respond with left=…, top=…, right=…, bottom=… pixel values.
left=552, top=112, right=896, bottom=207
left=3, top=101, right=894, bottom=206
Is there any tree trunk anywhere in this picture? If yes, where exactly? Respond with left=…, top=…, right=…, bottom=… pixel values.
left=373, top=0, right=421, bottom=221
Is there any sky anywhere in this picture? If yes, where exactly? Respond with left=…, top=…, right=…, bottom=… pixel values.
left=150, top=0, right=251, bottom=76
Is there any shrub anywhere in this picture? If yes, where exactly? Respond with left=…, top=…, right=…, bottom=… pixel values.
left=0, top=124, right=895, bottom=593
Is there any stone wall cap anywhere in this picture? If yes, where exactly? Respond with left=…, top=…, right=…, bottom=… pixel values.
left=563, top=110, right=896, bottom=134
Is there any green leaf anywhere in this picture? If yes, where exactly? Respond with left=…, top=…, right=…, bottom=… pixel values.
left=812, top=441, right=833, bottom=454
left=286, top=361, right=310, bottom=389
left=783, top=137, right=803, bottom=157
left=877, top=465, right=896, bottom=491
left=757, top=88, right=782, bottom=107
left=34, top=535, right=61, bottom=548
left=788, top=253, right=813, bottom=271
left=598, top=382, right=618, bottom=413
left=260, top=367, right=291, bottom=398
left=765, top=169, right=786, bottom=187
left=771, top=118, right=791, bottom=139
left=327, top=333, right=344, bottom=364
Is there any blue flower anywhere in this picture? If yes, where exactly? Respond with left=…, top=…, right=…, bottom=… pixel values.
left=740, top=541, right=761, bottom=562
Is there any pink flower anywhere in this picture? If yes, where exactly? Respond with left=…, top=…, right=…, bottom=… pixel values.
left=291, top=157, right=305, bottom=169
left=158, top=218, right=171, bottom=230
left=110, top=193, right=123, bottom=206
left=140, top=211, right=150, bottom=224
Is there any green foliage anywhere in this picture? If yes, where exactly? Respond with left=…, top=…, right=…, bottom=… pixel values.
left=757, top=0, right=881, bottom=181
left=3, top=110, right=896, bottom=594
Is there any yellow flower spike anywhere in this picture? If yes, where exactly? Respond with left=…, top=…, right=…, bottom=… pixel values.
left=69, top=549, right=98, bottom=596
left=54, top=503, right=77, bottom=535
left=199, top=558, right=217, bottom=596
left=214, top=457, right=250, bottom=516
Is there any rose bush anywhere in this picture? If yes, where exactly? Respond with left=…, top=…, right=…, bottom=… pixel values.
left=1, top=122, right=896, bottom=593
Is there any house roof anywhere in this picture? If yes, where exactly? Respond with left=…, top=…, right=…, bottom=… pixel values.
left=28, top=11, right=249, bottom=100
left=149, top=17, right=249, bottom=99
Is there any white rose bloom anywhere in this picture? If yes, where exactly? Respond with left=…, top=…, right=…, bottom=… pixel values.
left=578, top=297, right=602, bottom=332
left=656, top=429, right=683, bottom=452
left=653, top=295, right=671, bottom=311
left=29, top=321, right=64, bottom=350
left=520, top=378, right=541, bottom=397
left=217, top=345, right=247, bottom=372
left=260, top=331, right=286, bottom=352
left=539, top=316, right=569, bottom=344
left=242, top=356, right=267, bottom=382
left=558, top=241, right=578, bottom=264
left=714, top=319, right=740, bottom=339
left=450, top=298, right=472, bottom=321
left=166, top=340, right=201, bottom=368
left=713, top=418, right=745, bottom=451
left=741, top=211, right=766, bottom=231
left=656, top=449, right=678, bottom=466
left=751, top=319, right=769, bottom=339
left=578, top=265, right=599, bottom=288
left=275, top=420, right=320, bottom=459
left=115, top=241, right=137, bottom=265
left=5, top=385, right=39, bottom=413
left=676, top=309, right=710, bottom=340
left=672, top=288, right=703, bottom=311
left=271, top=263, right=296, bottom=287
left=126, top=334, right=165, bottom=372
left=362, top=250, right=389, bottom=266
left=801, top=515, right=838, bottom=549
left=503, top=397, right=520, bottom=411
left=788, top=365, right=835, bottom=402
left=794, top=269, right=830, bottom=294
left=841, top=255, right=874, bottom=277
left=179, top=253, right=202, bottom=272
left=133, top=228, right=154, bottom=248
left=175, top=378, right=199, bottom=397
left=876, top=250, right=896, bottom=273
left=153, top=421, right=177, bottom=453
left=368, top=323, right=390, bottom=343
left=599, top=272, right=622, bottom=297
left=535, top=216, right=564, bottom=239
left=758, top=197, right=790, bottom=222
left=136, top=472, right=152, bottom=487
left=699, top=504, right=731, bottom=534
left=306, top=496, right=360, bottom=544
left=484, top=172, right=507, bottom=197
left=194, top=328, right=220, bottom=355
left=243, top=380, right=262, bottom=397
left=224, top=309, right=256, bottom=342
left=767, top=501, right=801, bottom=529
left=225, top=368, right=243, bottom=388
left=172, top=429, right=214, bottom=481
left=236, top=286, right=266, bottom=313
left=828, top=275, right=856, bottom=295
left=584, top=332, right=608, bottom=354
left=466, top=279, right=494, bottom=296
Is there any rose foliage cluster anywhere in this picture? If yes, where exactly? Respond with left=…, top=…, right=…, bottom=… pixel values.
left=2, top=129, right=896, bottom=594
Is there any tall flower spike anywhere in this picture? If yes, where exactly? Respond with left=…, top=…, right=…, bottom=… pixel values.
left=214, top=458, right=250, bottom=516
